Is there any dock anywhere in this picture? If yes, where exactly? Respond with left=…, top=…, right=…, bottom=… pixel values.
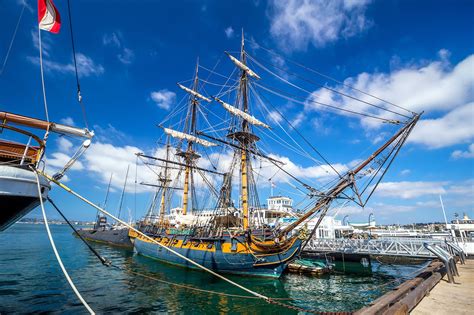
left=411, top=259, right=474, bottom=315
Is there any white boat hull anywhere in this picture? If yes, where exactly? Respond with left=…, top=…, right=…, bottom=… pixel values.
left=0, top=165, right=50, bottom=231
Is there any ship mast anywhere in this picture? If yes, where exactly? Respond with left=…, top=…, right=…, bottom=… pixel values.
left=178, top=61, right=201, bottom=216
left=159, top=138, right=171, bottom=225
left=228, top=31, right=257, bottom=230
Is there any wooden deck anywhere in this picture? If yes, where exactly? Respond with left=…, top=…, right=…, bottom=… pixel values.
left=412, top=259, right=474, bottom=315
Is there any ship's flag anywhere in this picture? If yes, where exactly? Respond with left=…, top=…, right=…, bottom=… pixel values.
left=38, top=0, right=61, bottom=33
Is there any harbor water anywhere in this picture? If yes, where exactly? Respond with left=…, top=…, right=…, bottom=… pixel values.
left=0, top=224, right=429, bottom=314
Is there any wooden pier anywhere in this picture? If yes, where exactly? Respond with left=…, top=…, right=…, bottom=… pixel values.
left=355, top=259, right=473, bottom=314
left=412, top=259, right=474, bottom=315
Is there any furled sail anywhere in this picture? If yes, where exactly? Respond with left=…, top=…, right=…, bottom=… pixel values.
left=177, top=84, right=211, bottom=102
left=213, top=97, right=270, bottom=129
left=163, top=127, right=217, bottom=147
left=225, top=52, right=261, bottom=80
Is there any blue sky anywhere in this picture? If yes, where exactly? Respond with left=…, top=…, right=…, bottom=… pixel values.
left=1, top=0, right=473, bottom=224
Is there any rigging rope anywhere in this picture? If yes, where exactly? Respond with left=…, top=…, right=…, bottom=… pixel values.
left=255, top=82, right=400, bottom=124
left=248, top=40, right=415, bottom=115
left=66, top=0, right=89, bottom=129
left=0, top=2, right=25, bottom=76
left=33, top=170, right=94, bottom=314
left=40, top=172, right=346, bottom=314
left=246, top=53, right=411, bottom=120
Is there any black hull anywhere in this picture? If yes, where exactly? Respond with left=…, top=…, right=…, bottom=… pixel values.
left=0, top=196, right=39, bottom=232
left=75, top=228, right=133, bottom=249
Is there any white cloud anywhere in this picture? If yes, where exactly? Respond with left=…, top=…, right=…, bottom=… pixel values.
left=47, top=152, right=84, bottom=171
left=27, top=53, right=104, bottom=77
left=374, top=181, right=447, bottom=199
left=103, top=32, right=121, bottom=48
left=57, top=137, right=73, bottom=152
left=225, top=26, right=234, bottom=39
left=451, top=143, right=474, bottom=159
left=117, top=48, right=135, bottom=64
left=409, top=103, right=474, bottom=148
left=103, top=31, right=135, bottom=65
left=400, top=169, right=411, bottom=176
left=60, top=117, right=75, bottom=126
left=268, top=0, right=372, bottom=51
left=268, top=110, right=283, bottom=123
left=150, top=89, right=176, bottom=110
left=304, top=52, right=474, bottom=148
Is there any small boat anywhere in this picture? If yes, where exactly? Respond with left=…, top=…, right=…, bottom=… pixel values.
left=287, top=258, right=332, bottom=276
left=75, top=172, right=133, bottom=249
left=0, top=112, right=92, bottom=231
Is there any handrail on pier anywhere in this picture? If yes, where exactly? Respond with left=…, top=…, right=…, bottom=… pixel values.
left=445, top=240, right=466, bottom=264
left=423, top=243, right=458, bottom=284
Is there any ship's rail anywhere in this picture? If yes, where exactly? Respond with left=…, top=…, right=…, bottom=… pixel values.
left=305, top=237, right=457, bottom=258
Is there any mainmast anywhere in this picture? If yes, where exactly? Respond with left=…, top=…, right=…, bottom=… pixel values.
left=230, top=32, right=256, bottom=230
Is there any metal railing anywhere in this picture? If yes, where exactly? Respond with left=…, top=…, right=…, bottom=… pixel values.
left=305, top=237, right=465, bottom=259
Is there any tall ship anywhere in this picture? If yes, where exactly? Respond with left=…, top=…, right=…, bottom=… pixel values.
left=129, top=33, right=421, bottom=277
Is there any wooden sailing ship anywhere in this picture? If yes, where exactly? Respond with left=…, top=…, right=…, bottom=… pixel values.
left=129, top=33, right=421, bottom=277
left=0, top=112, right=92, bottom=231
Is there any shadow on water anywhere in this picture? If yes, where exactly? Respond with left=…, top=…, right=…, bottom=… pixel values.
left=0, top=224, right=429, bottom=314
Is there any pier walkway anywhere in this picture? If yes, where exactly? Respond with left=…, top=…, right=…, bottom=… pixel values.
left=305, top=238, right=453, bottom=258
left=412, top=259, right=474, bottom=315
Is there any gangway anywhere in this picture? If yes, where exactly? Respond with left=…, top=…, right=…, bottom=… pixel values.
left=304, top=237, right=464, bottom=259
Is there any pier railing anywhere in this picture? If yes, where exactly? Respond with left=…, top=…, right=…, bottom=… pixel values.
left=305, top=237, right=459, bottom=258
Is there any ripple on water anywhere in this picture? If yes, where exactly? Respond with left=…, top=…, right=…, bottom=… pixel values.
left=0, top=224, right=428, bottom=313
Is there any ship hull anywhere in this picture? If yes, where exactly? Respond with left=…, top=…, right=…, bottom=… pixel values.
left=75, top=228, right=133, bottom=249
left=0, top=165, right=50, bottom=231
left=133, top=233, right=302, bottom=278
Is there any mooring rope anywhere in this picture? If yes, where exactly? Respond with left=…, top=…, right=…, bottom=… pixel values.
left=39, top=171, right=350, bottom=314
left=33, top=170, right=94, bottom=314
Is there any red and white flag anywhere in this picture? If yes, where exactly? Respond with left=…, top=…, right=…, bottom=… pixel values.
left=38, top=0, right=61, bottom=33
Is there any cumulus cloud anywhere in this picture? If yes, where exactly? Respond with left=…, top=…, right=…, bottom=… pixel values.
left=224, top=26, right=234, bottom=38
left=451, top=143, right=474, bottom=159
left=304, top=52, right=474, bottom=148
left=374, top=181, right=447, bottom=199
left=268, top=0, right=372, bottom=51
left=150, top=89, right=176, bottom=110
left=409, top=103, right=474, bottom=148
